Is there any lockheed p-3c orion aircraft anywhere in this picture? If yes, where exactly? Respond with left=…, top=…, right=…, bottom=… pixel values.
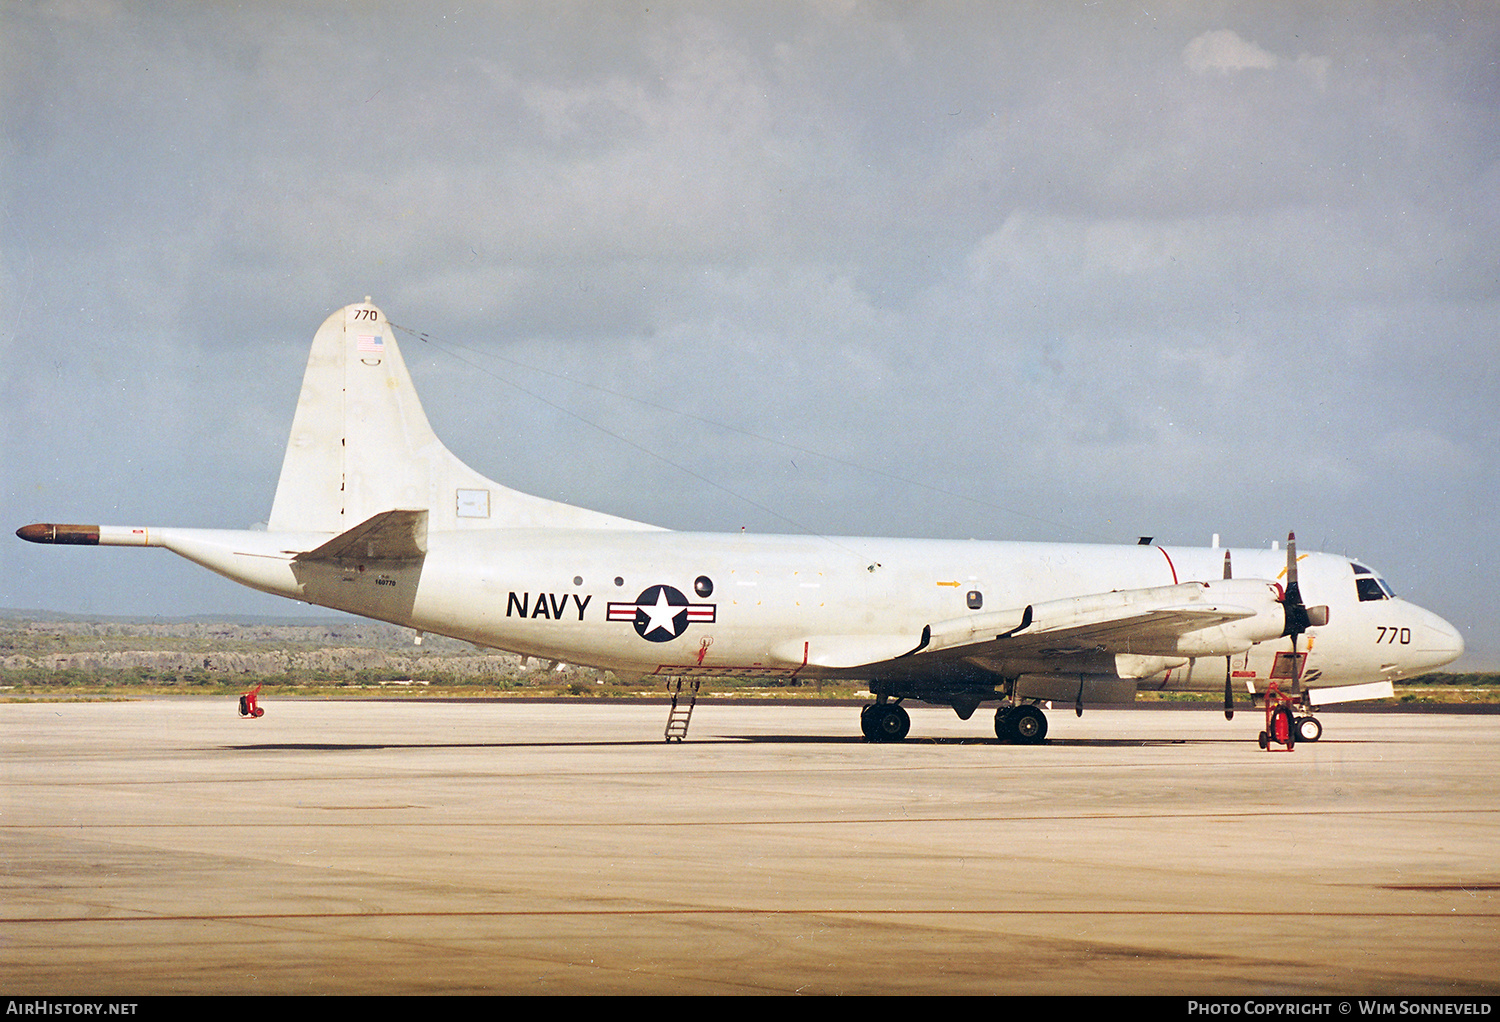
left=18, top=301, right=1465, bottom=743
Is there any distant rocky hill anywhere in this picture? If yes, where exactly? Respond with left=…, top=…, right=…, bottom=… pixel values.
left=0, top=614, right=597, bottom=682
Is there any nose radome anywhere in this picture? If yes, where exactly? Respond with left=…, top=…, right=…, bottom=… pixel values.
left=1438, top=617, right=1464, bottom=662
left=1420, top=612, right=1465, bottom=669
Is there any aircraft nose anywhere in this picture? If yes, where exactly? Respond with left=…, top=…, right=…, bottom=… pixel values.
left=1435, top=616, right=1464, bottom=663
left=1417, top=611, right=1465, bottom=669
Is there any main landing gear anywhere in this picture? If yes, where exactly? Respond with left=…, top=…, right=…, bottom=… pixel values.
left=995, top=703, right=1048, bottom=744
left=859, top=700, right=1050, bottom=744
left=860, top=702, right=910, bottom=742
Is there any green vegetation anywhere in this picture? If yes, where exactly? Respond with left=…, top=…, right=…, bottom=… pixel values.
left=0, top=669, right=870, bottom=702
left=0, top=615, right=870, bottom=701
left=1393, top=672, right=1500, bottom=704
left=0, top=614, right=1490, bottom=703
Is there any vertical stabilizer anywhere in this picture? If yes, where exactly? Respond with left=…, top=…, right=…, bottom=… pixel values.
left=267, top=301, right=657, bottom=534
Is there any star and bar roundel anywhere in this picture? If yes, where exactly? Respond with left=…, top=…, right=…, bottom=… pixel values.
left=607, top=584, right=716, bottom=643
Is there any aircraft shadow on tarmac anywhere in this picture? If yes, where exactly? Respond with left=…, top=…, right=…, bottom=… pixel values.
left=222, top=740, right=688, bottom=751
left=218, top=734, right=1325, bottom=752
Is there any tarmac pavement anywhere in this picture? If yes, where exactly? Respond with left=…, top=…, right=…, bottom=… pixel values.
left=2, top=699, right=1496, bottom=995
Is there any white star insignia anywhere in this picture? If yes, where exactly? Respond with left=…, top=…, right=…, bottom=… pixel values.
left=639, top=588, right=683, bottom=639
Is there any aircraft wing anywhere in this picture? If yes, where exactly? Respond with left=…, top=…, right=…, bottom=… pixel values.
left=890, top=578, right=1289, bottom=674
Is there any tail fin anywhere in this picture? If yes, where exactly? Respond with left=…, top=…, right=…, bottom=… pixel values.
left=267, top=300, right=657, bottom=534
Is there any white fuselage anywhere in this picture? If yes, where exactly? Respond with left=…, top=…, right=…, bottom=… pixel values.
left=148, top=525, right=1463, bottom=692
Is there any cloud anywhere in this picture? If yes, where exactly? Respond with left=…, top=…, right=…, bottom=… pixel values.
left=1183, top=29, right=1280, bottom=73
left=3, top=3, right=1497, bottom=666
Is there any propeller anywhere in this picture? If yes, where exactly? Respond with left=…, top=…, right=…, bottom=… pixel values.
left=1222, top=549, right=1234, bottom=719
left=1279, top=532, right=1330, bottom=691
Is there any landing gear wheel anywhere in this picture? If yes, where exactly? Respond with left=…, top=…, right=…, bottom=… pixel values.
left=1010, top=704, right=1048, bottom=744
left=1296, top=716, right=1323, bottom=742
left=864, top=703, right=910, bottom=742
left=993, top=706, right=1013, bottom=741
left=996, top=704, right=1048, bottom=744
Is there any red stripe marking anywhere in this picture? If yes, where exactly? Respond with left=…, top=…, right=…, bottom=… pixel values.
left=790, top=641, right=809, bottom=679
left=1156, top=545, right=1178, bottom=584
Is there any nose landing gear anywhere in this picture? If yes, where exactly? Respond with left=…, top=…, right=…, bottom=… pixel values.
left=1256, top=682, right=1323, bottom=749
left=1294, top=714, right=1323, bottom=742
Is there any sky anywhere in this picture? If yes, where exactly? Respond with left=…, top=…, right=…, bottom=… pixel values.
left=3, top=1, right=1497, bottom=667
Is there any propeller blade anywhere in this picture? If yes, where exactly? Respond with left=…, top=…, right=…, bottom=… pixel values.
left=1222, top=550, right=1235, bottom=718
left=1281, top=531, right=1311, bottom=638
left=1276, top=532, right=1328, bottom=700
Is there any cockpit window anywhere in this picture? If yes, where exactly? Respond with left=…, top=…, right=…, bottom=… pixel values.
left=1351, top=562, right=1396, bottom=601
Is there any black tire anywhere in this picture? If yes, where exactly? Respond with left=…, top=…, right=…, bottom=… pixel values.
left=1258, top=730, right=1269, bottom=749
left=993, top=706, right=1013, bottom=741
left=1008, top=705, right=1049, bottom=745
left=867, top=704, right=910, bottom=742
left=1296, top=716, right=1323, bottom=743
left=858, top=704, right=875, bottom=740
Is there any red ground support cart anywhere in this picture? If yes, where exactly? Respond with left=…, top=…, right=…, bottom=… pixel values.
left=238, top=684, right=265, bottom=718
left=1258, top=681, right=1296, bottom=751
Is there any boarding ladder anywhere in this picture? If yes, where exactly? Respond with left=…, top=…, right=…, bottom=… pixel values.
left=664, top=676, right=701, bottom=742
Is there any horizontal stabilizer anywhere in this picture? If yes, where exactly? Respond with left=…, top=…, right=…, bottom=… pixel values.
left=293, top=509, right=429, bottom=563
